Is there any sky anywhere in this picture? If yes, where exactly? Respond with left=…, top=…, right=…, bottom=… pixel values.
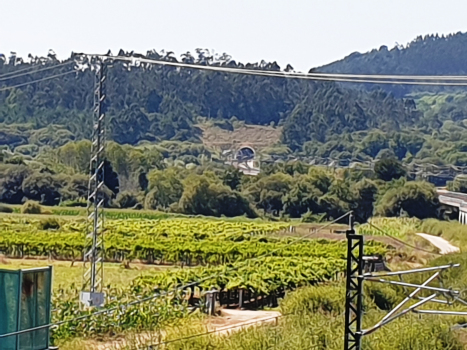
left=1, top=0, right=467, bottom=72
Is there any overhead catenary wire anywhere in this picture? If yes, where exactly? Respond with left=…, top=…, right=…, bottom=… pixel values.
left=0, top=61, right=74, bottom=81
left=0, top=70, right=76, bottom=92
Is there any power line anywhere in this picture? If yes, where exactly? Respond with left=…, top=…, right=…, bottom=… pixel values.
left=0, top=61, right=73, bottom=81
left=304, top=71, right=467, bottom=81
left=0, top=61, right=66, bottom=79
left=82, top=54, right=467, bottom=86
left=0, top=70, right=75, bottom=92
left=360, top=219, right=443, bottom=256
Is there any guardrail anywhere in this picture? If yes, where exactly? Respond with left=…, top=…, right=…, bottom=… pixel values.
left=439, top=195, right=467, bottom=211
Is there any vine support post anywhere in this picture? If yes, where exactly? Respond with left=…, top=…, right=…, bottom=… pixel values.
left=344, top=213, right=364, bottom=350
left=80, top=59, right=107, bottom=308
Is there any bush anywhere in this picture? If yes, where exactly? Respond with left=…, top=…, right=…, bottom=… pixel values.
left=38, top=218, right=60, bottom=230
left=376, top=181, right=439, bottom=219
left=211, top=119, right=234, bottom=131
left=21, top=201, right=42, bottom=214
left=0, top=204, right=13, bottom=213
left=301, top=211, right=326, bottom=223
left=60, top=199, right=87, bottom=207
left=374, top=157, right=406, bottom=181
left=281, top=285, right=345, bottom=316
left=116, top=191, right=139, bottom=209
left=447, top=175, right=467, bottom=193
left=179, top=176, right=257, bottom=218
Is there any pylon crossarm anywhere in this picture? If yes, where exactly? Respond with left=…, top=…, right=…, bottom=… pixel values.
left=415, top=296, right=450, bottom=304
left=360, top=263, right=459, bottom=278
left=454, top=296, right=467, bottom=306
left=377, top=271, right=440, bottom=325
left=413, top=309, right=467, bottom=316
left=365, top=278, right=459, bottom=295
left=361, top=294, right=437, bottom=336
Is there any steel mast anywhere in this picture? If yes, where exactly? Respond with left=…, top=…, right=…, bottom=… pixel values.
left=80, top=59, right=107, bottom=307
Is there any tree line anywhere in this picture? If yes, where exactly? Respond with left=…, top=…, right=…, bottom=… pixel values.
left=0, top=144, right=440, bottom=222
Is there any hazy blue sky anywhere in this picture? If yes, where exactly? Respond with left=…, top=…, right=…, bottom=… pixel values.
left=2, top=0, right=467, bottom=71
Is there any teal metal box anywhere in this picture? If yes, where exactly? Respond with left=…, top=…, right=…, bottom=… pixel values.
left=0, top=266, right=53, bottom=350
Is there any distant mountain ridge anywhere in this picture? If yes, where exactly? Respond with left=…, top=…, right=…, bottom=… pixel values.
left=315, top=32, right=467, bottom=96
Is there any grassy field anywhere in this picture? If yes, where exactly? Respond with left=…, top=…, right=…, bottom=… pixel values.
left=1, top=203, right=276, bottom=223
left=0, top=258, right=173, bottom=289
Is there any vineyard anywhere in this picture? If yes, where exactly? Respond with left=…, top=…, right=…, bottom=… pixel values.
left=0, top=217, right=385, bottom=265
left=3, top=214, right=467, bottom=349
left=0, top=215, right=388, bottom=345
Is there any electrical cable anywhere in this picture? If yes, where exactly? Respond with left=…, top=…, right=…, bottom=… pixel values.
left=0, top=70, right=76, bottom=92
left=299, top=71, right=467, bottom=81
left=359, top=219, right=443, bottom=256
left=0, top=60, right=69, bottom=79
left=82, top=54, right=467, bottom=86
left=0, top=61, right=74, bottom=81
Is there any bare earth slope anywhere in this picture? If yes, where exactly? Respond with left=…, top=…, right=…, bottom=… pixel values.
left=200, top=124, right=282, bottom=150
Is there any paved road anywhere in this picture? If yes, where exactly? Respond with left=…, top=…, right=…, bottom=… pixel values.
left=416, top=233, right=460, bottom=254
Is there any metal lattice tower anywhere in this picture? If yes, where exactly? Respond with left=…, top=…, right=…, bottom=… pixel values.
left=344, top=214, right=364, bottom=350
left=342, top=214, right=467, bottom=350
left=80, top=60, right=107, bottom=307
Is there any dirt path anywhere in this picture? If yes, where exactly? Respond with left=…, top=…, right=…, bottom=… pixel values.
left=88, top=310, right=282, bottom=350
left=416, top=233, right=460, bottom=254
left=208, top=309, right=281, bottom=335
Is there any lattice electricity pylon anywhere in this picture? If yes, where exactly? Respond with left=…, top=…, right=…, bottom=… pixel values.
left=344, top=224, right=467, bottom=350
left=80, top=60, right=107, bottom=308
left=344, top=214, right=364, bottom=350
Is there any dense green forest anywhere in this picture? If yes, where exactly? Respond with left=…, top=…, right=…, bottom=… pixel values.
left=0, top=51, right=417, bottom=149
left=2, top=39, right=467, bottom=160
left=2, top=34, right=467, bottom=218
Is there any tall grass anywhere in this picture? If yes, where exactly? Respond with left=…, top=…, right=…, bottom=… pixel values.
left=115, top=283, right=464, bottom=350
left=421, top=219, right=467, bottom=251
left=357, top=217, right=422, bottom=238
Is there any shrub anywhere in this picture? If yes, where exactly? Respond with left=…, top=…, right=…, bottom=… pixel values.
left=281, top=285, right=345, bottom=316
left=21, top=201, right=42, bottom=214
left=374, top=157, right=406, bottom=181
left=60, top=199, right=87, bottom=207
left=376, top=181, right=439, bottom=219
left=0, top=204, right=13, bottom=213
left=38, top=218, right=60, bottom=230
left=301, top=211, right=326, bottom=223
left=447, top=175, right=467, bottom=193
left=116, top=191, right=139, bottom=209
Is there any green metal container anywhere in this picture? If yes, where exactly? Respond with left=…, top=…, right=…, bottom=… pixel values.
left=0, top=266, right=53, bottom=350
